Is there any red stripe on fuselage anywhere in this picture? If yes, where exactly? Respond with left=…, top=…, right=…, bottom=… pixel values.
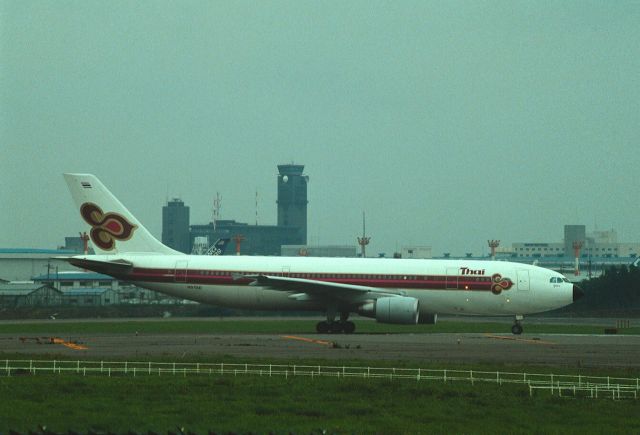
left=120, top=267, right=497, bottom=292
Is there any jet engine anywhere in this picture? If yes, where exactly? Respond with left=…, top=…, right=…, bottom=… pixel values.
left=358, top=296, right=419, bottom=324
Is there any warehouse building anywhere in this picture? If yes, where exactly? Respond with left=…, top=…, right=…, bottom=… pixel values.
left=0, top=283, right=62, bottom=308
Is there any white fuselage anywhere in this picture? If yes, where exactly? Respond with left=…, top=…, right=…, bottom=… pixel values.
left=79, top=254, right=575, bottom=317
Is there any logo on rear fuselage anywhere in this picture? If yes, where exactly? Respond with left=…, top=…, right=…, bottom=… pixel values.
left=80, top=202, right=137, bottom=251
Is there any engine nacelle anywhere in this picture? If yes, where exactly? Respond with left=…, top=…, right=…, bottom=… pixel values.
left=358, top=296, right=419, bottom=324
left=418, top=312, right=438, bottom=325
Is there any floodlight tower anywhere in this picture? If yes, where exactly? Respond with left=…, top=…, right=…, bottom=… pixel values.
left=357, top=212, right=370, bottom=258
left=79, top=232, right=90, bottom=255
left=488, top=240, right=500, bottom=261
left=573, top=241, right=583, bottom=276
left=233, top=234, right=245, bottom=256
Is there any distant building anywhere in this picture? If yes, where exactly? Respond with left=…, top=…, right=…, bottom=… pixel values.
left=32, top=271, right=177, bottom=304
left=512, top=224, right=639, bottom=259
left=400, top=246, right=432, bottom=259
left=281, top=245, right=357, bottom=257
left=0, top=283, right=62, bottom=308
left=191, top=220, right=301, bottom=256
left=165, top=163, right=310, bottom=256
left=162, top=199, right=190, bottom=253
left=277, top=164, right=308, bottom=245
left=0, top=248, right=78, bottom=282
left=61, top=288, right=119, bottom=306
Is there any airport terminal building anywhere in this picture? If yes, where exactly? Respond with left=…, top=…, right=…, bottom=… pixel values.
left=511, top=225, right=639, bottom=259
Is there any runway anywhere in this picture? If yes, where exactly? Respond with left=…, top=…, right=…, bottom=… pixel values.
left=2, top=331, right=639, bottom=368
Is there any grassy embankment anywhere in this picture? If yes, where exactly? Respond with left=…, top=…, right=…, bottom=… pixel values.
left=1, top=371, right=639, bottom=433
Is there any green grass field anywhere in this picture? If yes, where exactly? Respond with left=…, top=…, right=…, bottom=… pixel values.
left=1, top=371, right=638, bottom=433
left=1, top=319, right=638, bottom=433
left=0, top=318, right=638, bottom=336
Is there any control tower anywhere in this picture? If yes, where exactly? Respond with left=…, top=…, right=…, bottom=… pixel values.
left=277, top=164, right=308, bottom=245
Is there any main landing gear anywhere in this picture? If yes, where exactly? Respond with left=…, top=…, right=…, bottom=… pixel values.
left=316, top=311, right=356, bottom=334
left=511, top=314, right=524, bottom=335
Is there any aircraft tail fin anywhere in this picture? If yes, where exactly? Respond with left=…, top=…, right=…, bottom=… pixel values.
left=63, top=173, right=180, bottom=255
left=207, top=238, right=230, bottom=255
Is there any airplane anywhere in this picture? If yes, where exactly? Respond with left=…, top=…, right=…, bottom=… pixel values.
left=61, top=173, right=583, bottom=335
left=206, top=238, right=231, bottom=256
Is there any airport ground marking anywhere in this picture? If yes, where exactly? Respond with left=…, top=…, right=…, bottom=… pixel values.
left=51, top=337, right=89, bottom=350
left=483, top=333, right=555, bottom=345
left=280, top=335, right=332, bottom=346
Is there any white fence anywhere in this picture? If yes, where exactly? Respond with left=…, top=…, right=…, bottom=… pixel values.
left=1, top=359, right=638, bottom=400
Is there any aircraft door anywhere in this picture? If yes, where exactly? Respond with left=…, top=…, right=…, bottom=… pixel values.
left=516, top=270, right=530, bottom=291
left=175, top=260, right=188, bottom=283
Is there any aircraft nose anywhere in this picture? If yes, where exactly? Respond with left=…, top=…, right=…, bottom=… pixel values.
left=573, top=285, right=584, bottom=302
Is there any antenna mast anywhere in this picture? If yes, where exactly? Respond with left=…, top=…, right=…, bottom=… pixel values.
left=212, top=192, right=221, bottom=231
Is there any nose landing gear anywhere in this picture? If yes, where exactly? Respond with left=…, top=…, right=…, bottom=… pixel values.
left=511, top=314, right=524, bottom=335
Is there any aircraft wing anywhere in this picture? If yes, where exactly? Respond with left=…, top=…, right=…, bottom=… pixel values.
left=247, top=274, right=403, bottom=303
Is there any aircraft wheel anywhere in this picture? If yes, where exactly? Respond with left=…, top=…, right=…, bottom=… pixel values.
left=511, top=323, right=523, bottom=335
left=330, top=322, right=344, bottom=333
left=316, top=321, right=329, bottom=333
left=343, top=321, right=356, bottom=334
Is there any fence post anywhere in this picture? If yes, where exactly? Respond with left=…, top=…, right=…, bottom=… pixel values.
left=148, top=362, right=151, bottom=375
left=470, top=370, right=474, bottom=386
left=125, top=361, right=128, bottom=375
left=30, top=360, right=33, bottom=375
left=444, top=369, right=447, bottom=383
left=77, top=360, right=80, bottom=374
left=54, top=360, right=56, bottom=374
left=417, top=368, right=421, bottom=382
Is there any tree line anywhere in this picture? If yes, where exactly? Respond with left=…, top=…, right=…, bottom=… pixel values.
left=568, top=265, right=640, bottom=315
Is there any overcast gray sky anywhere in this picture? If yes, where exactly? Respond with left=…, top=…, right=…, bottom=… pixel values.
left=2, top=0, right=639, bottom=256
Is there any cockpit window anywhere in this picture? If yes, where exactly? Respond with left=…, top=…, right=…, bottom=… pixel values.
left=550, top=277, right=568, bottom=283
left=562, top=278, right=570, bottom=283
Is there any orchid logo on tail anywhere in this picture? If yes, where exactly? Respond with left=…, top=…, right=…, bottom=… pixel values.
left=80, top=202, right=137, bottom=251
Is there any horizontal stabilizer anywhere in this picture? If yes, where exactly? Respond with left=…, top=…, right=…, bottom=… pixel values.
left=57, top=256, right=133, bottom=276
